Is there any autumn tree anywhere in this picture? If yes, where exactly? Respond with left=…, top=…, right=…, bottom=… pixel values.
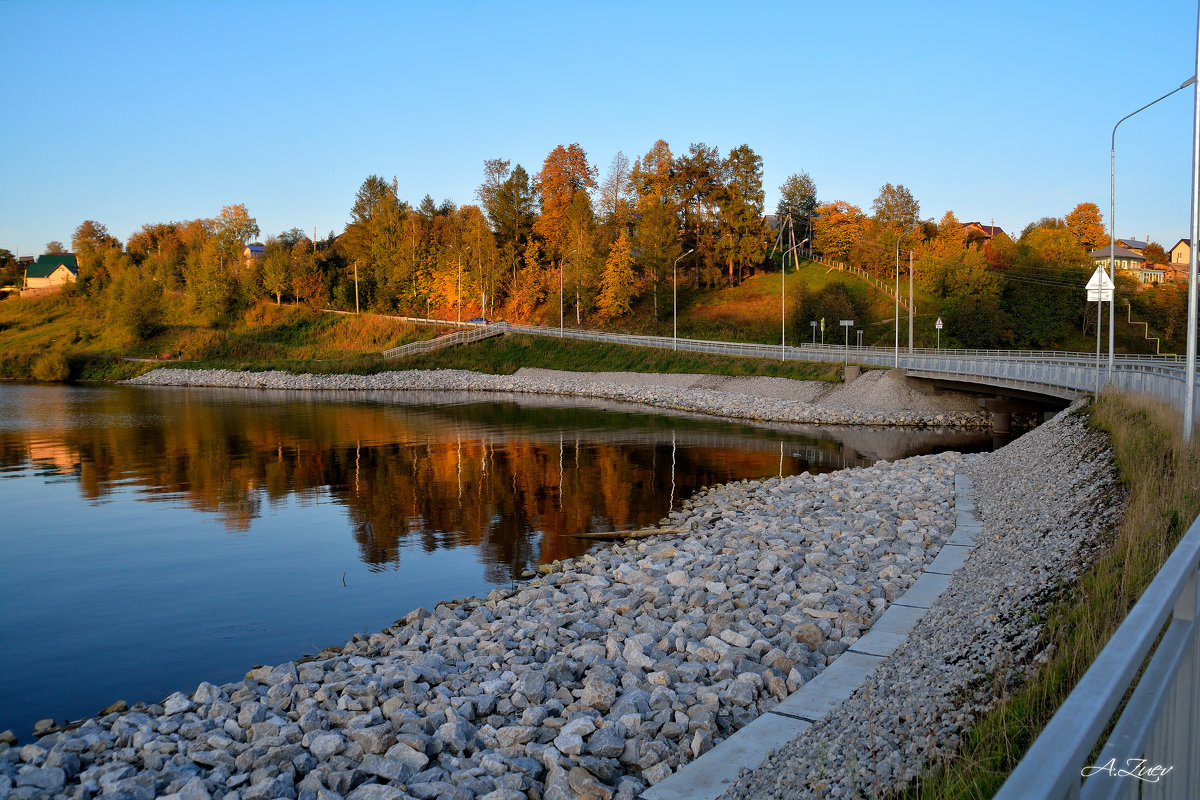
left=630, top=140, right=682, bottom=319
left=1144, top=241, right=1168, bottom=264
left=45, top=241, right=66, bottom=254
left=213, top=204, right=260, bottom=276
left=564, top=192, right=599, bottom=323
left=510, top=239, right=548, bottom=319
left=599, top=151, right=635, bottom=235
left=534, top=143, right=598, bottom=264
left=260, top=239, right=292, bottom=305
left=919, top=210, right=999, bottom=302
left=108, top=267, right=164, bottom=341
left=1064, top=202, right=1106, bottom=251
left=72, top=220, right=123, bottom=294
left=597, top=231, right=636, bottom=319
left=812, top=200, right=866, bottom=261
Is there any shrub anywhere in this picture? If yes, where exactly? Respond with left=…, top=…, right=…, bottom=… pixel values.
left=32, top=351, right=70, bottom=382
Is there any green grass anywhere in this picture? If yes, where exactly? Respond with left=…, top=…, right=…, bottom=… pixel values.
left=381, top=333, right=843, bottom=381
left=901, top=393, right=1199, bottom=798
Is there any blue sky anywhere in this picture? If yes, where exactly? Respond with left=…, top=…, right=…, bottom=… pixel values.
left=3, top=0, right=1198, bottom=256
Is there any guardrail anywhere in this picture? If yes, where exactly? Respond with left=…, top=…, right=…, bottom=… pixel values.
left=381, top=323, right=503, bottom=359
left=995, top=518, right=1200, bottom=799
left=809, top=254, right=915, bottom=314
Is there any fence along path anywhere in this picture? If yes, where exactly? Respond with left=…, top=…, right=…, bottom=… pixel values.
left=381, top=323, right=504, bottom=359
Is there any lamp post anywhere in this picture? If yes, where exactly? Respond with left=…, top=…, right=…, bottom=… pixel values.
left=1109, top=75, right=1196, bottom=386
left=673, top=249, right=693, bottom=350
left=810, top=320, right=817, bottom=344
left=560, top=249, right=576, bottom=338
left=895, top=220, right=930, bottom=368
left=456, top=245, right=471, bottom=325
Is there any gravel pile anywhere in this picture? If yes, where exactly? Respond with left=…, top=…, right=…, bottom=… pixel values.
left=718, top=404, right=1125, bottom=799
left=0, top=455, right=958, bottom=800
left=124, top=368, right=990, bottom=429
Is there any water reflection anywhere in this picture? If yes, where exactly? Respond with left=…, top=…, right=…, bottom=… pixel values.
left=0, top=385, right=991, bottom=576
left=0, top=382, right=994, bottom=740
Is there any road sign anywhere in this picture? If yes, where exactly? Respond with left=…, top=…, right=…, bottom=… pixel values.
left=1086, top=266, right=1115, bottom=302
left=935, top=317, right=943, bottom=330
left=839, top=319, right=853, bottom=326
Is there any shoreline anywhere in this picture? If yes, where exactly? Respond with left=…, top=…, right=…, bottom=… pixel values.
left=0, top=381, right=1116, bottom=800
left=1, top=442, right=964, bottom=799
left=122, top=367, right=994, bottom=429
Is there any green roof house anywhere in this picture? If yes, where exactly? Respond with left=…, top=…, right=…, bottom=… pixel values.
left=23, top=253, right=79, bottom=296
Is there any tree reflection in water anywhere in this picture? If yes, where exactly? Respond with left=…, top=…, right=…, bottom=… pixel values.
left=0, top=384, right=992, bottom=581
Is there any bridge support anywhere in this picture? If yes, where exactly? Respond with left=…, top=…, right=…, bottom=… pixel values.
left=977, top=396, right=1037, bottom=434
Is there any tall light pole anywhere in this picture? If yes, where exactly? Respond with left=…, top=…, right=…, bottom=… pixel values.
left=673, top=249, right=693, bottom=350
left=895, top=220, right=929, bottom=368
left=1188, top=14, right=1200, bottom=441
left=560, top=249, right=575, bottom=338
left=1110, top=74, right=1196, bottom=384
left=456, top=245, right=471, bottom=325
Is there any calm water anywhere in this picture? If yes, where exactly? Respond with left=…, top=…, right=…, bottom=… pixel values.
left=0, top=382, right=991, bottom=739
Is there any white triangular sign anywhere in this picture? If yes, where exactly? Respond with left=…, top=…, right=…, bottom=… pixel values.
left=1086, top=267, right=1114, bottom=301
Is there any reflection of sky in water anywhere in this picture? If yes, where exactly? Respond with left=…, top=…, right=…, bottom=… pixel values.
left=0, top=382, right=991, bottom=741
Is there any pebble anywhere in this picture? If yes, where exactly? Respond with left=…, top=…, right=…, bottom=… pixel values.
left=124, top=367, right=992, bottom=428
left=721, top=402, right=1124, bottom=798
left=0, top=429, right=960, bottom=798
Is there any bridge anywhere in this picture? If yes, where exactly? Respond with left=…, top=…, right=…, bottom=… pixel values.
left=426, top=320, right=1193, bottom=418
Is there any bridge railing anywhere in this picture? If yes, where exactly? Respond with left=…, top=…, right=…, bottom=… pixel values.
left=995, top=517, right=1200, bottom=800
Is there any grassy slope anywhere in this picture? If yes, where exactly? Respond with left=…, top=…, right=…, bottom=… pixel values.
left=904, top=393, right=1197, bottom=798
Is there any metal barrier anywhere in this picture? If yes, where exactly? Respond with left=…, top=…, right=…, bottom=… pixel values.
left=381, top=323, right=504, bottom=359
left=996, top=519, right=1200, bottom=799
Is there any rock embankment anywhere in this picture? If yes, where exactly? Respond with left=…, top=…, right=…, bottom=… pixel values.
left=124, top=368, right=990, bottom=428
left=0, top=455, right=958, bottom=800
left=720, top=404, right=1124, bottom=798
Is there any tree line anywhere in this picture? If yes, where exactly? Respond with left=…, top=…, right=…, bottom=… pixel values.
left=0, top=136, right=1183, bottom=350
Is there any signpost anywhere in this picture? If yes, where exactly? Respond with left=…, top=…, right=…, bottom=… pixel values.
left=935, top=316, right=943, bottom=350
left=820, top=318, right=825, bottom=345
left=840, top=320, right=854, bottom=370
left=1086, top=267, right=1115, bottom=395
left=809, top=320, right=817, bottom=344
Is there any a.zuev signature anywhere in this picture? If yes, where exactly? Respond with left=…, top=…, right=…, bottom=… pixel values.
left=1081, top=758, right=1174, bottom=782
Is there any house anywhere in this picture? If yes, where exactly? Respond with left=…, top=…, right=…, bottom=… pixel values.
left=962, top=222, right=1007, bottom=246
left=1169, top=238, right=1190, bottom=267
left=242, top=244, right=265, bottom=271
left=1116, top=238, right=1148, bottom=256
left=1089, top=245, right=1164, bottom=284
left=22, top=253, right=78, bottom=296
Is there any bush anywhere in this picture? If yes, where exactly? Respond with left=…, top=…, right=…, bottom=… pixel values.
left=32, top=351, right=70, bottom=382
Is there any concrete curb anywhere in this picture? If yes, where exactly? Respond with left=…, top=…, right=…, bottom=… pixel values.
left=642, top=470, right=982, bottom=800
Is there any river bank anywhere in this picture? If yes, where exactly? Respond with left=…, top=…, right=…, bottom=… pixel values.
left=125, top=367, right=991, bottom=428
left=0, top=384, right=1120, bottom=800
left=0, top=448, right=961, bottom=799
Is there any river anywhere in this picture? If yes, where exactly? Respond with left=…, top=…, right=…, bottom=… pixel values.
left=0, top=382, right=992, bottom=740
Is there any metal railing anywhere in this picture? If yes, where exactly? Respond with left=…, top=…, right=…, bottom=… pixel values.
left=381, top=322, right=504, bottom=359
left=809, top=253, right=915, bottom=313
left=996, top=519, right=1200, bottom=799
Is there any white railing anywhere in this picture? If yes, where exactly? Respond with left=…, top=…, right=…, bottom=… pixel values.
left=381, top=323, right=503, bottom=359
left=996, top=519, right=1200, bottom=799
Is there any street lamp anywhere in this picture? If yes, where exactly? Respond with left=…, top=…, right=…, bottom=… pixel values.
left=457, top=245, right=471, bottom=325
left=895, top=219, right=931, bottom=368
left=560, top=248, right=576, bottom=338
left=673, top=249, right=694, bottom=350
left=1108, top=74, right=1196, bottom=387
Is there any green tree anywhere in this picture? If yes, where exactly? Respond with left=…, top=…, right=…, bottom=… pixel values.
left=871, top=183, right=920, bottom=230
left=491, top=164, right=537, bottom=287
left=715, top=144, right=767, bottom=286
left=631, top=140, right=682, bottom=319
left=45, top=241, right=67, bottom=254
left=109, top=268, right=165, bottom=341
left=261, top=242, right=292, bottom=305
left=597, top=231, right=636, bottom=319
left=777, top=171, right=818, bottom=245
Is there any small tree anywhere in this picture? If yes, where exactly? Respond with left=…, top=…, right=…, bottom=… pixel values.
left=597, top=232, right=636, bottom=319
